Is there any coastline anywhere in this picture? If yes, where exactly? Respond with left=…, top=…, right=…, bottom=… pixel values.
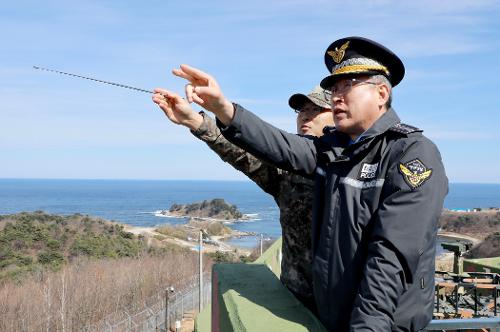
left=437, top=231, right=482, bottom=245
left=154, top=210, right=255, bottom=223
left=435, top=231, right=482, bottom=271
left=122, top=227, right=481, bottom=258
left=123, top=224, right=252, bottom=255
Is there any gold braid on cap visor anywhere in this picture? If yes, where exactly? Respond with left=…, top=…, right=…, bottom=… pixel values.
left=331, top=58, right=390, bottom=76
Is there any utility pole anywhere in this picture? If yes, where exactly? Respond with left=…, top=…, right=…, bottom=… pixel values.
left=260, top=233, right=263, bottom=256
left=199, top=230, right=203, bottom=312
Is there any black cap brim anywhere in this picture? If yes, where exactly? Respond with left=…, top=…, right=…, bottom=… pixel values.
left=288, top=94, right=310, bottom=110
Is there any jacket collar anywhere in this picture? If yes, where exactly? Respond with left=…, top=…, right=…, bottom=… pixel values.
left=322, top=108, right=400, bottom=161
left=329, top=107, right=399, bottom=141
left=358, top=107, right=400, bottom=141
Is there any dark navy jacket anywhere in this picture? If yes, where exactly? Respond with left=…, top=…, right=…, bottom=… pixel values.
left=218, top=104, right=448, bottom=332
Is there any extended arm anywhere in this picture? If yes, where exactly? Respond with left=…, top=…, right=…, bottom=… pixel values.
left=349, top=139, right=448, bottom=331
left=151, top=87, right=282, bottom=195
left=171, top=65, right=319, bottom=177
left=217, top=104, right=319, bottom=177
left=192, top=113, right=281, bottom=196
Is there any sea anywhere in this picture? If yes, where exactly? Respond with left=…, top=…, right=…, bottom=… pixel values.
left=1, top=179, right=499, bottom=252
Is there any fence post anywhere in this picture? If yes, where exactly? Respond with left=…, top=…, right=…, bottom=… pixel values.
left=181, top=293, right=184, bottom=319
left=164, top=286, right=174, bottom=331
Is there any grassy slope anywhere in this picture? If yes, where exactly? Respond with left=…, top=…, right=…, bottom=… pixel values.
left=0, top=211, right=186, bottom=281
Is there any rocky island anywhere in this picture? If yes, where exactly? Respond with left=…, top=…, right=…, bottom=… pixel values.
left=158, top=198, right=249, bottom=221
left=152, top=199, right=255, bottom=252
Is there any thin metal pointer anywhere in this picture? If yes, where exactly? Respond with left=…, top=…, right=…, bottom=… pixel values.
left=33, top=66, right=154, bottom=94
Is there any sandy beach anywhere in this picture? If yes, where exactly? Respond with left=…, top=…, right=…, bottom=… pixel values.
left=123, top=224, right=252, bottom=255
left=437, top=231, right=481, bottom=245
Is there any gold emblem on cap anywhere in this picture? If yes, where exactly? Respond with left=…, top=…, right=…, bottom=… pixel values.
left=327, top=41, right=350, bottom=64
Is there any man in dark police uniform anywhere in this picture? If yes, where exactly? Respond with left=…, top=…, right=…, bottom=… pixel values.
left=154, top=37, right=448, bottom=331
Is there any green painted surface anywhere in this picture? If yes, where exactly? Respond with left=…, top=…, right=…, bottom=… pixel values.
left=195, top=238, right=325, bottom=332
left=252, top=237, right=282, bottom=278
left=194, top=303, right=211, bottom=332
left=213, top=263, right=326, bottom=332
left=195, top=239, right=285, bottom=332
left=464, top=256, right=500, bottom=273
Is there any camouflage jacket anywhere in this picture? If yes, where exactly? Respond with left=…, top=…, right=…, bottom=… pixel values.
left=191, top=112, right=314, bottom=303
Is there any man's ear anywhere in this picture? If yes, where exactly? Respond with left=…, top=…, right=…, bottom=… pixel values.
left=377, top=84, right=390, bottom=108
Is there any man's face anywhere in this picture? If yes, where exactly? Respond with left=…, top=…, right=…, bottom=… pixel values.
left=329, top=75, right=386, bottom=139
left=295, top=101, right=334, bottom=137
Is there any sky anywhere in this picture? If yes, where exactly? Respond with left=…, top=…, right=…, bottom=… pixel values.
left=1, top=0, right=500, bottom=183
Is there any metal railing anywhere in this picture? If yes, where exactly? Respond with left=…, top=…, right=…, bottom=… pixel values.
left=426, top=317, right=500, bottom=331
left=163, top=277, right=212, bottom=331
left=435, top=282, right=499, bottom=317
left=84, top=273, right=211, bottom=332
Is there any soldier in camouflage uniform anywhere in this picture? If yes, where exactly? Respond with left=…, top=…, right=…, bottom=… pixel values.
left=152, top=85, right=333, bottom=310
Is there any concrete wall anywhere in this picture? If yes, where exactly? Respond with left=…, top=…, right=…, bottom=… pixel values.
left=210, top=263, right=326, bottom=332
left=252, top=237, right=282, bottom=278
left=195, top=238, right=327, bottom=331
left=464, top=257, right=500, bottom=273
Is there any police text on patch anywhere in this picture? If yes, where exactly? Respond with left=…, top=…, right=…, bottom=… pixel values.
left=359, top=162, right=379, bottom=180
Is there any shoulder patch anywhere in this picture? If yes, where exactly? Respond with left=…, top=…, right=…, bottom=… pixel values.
left=398, top=159, right=432, bottom=189
left=389, top=122, right=422, bottom=135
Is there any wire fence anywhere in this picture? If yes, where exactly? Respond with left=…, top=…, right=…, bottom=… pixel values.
left=83, top=273, right=211, bottom=332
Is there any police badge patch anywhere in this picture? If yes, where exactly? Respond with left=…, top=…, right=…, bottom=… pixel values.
left=398, top=159, right=432, bottom=189
left=358, top=162, right=379, bottom=180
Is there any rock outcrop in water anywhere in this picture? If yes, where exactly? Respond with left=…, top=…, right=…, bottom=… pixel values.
left=167, top=198, right=244, bottom=220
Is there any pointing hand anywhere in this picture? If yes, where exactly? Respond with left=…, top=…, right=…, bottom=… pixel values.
left=172, top=64, right=235, bottom=125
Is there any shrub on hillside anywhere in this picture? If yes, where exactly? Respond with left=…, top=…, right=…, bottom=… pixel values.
left=206, top=250, right=241, bottom=263
left=37, top=250, right=64, bottom=268
left=206, top=222, right=231, bottom=236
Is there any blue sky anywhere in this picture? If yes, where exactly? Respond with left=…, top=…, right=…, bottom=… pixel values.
left=1, top=0, right=499, bottom=182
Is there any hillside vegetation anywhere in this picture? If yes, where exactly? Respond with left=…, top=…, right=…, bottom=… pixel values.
left=439, top=209, right=500, bottom=237
left=0, top=211, right=211, bottom=331
left=0, top=211, right=152, bottom=281
left=439, top=209, right=500, bottom=258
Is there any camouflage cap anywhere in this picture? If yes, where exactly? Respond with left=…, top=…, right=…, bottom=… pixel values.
left=288, top=85, right=331, bottom=111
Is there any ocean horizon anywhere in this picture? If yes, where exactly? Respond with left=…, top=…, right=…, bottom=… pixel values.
left=1, top=178, right=499, bottom=249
